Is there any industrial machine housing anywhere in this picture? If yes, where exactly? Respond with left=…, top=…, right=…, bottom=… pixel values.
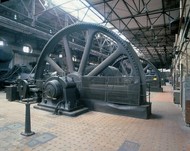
left=10, top=23, right=152, bottom=119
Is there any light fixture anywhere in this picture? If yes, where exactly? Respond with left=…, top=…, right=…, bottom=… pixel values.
left=44, top=0, right=48, bottom=7
left=151, top=25, right=154, bottom=30
left=72, top=56, right=77, bottom=62
left=14, top=14, right=17, bottom=20
left=143, top=4, right=148, bottom=12
left=59, top=54, right=63, bottom=58
left=96, top=33, right=101, bottom=39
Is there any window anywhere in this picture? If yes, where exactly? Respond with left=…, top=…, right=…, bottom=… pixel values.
left=0, top=38, right=6, bottom=46
left=23, top=44, right=33, bottom=53
left=0, top=40, right=4, bottom=46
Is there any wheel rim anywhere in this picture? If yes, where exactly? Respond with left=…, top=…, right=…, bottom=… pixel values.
left=36, top=24, right=140, bottom=76
left=140, top=57, right=162, bottom=87
left=35, top=23, right=147, bottom=104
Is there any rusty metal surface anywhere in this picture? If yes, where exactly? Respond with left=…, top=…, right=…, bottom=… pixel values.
left=0, top=85, right=190, bottom=151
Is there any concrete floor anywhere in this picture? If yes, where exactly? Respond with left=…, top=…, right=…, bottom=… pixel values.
left=0, top=85, right=190, bottom=151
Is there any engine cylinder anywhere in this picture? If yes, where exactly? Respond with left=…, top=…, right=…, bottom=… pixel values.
left=44, top=79, right=62, bottom=99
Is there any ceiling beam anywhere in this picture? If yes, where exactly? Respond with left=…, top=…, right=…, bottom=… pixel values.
left=121, top=23, right=171, bottom=32
left=102, top=0, right=153, bottom=57
left=162, top=0, right=170, bottom=63
left=109, top=8, right=179, bottom=22
left=123, top=0, right=161, bottom=62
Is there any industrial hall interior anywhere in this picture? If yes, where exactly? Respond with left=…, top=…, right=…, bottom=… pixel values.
left=0, top=0, right=190, bottom=150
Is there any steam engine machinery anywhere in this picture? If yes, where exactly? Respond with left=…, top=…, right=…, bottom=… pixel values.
left=112, top=56, right=163, bottom=92
left=0, top=40, right=31, bottom=90
left=140, top=57, right=163, bottom=92
left=15, top=23, right=151, bottom=119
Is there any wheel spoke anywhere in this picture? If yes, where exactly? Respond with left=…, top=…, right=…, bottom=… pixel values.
left=143, top=64, right=149, bottom=72
left=126, top=61, right=134, bottom=76
left=88, top=49, right=121, bottom=76
left=130, top=68, right=134, bottom=76
left=63, top=36, right=74, bottom=73
left=120, top=62, right=129, bottom=75
left=78, top=29, right=96, bottom=75
left=45, top=56, right=64, bottom=75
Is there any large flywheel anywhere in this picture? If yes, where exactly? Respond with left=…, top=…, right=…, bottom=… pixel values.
left=140, top=57, right=163, bottom=92
left=34, top=23, right=151, bottom=118
left=36, top=24, right=143, bottom=79
left=113, top=56, right=163, bottom=92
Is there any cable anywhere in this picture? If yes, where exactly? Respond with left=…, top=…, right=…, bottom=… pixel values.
left=26, top=64, right=37, bottom=80
left=54, top=100, right=65, bottom=115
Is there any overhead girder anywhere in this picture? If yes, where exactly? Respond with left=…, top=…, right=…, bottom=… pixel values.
left=122, top=0, right=164, bottom=65
left=98, top=1, right=153, bottom=59
left=108, top=7, right=179, bottom=22
left=86, top=0, right=179, bottom=68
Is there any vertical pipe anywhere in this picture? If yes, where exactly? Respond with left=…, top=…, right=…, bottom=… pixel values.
left=31, top=0, right=36, bottom=27
left=21, top=101, right=35, bottom=136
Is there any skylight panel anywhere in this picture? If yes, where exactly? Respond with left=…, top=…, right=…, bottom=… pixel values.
left=51, top=0, right=71, bottom=6
left=82, top=9, right=103, bottom=23
left=52, top=0, right=104, bottom=23
left=51, top=0, right=141, bottom=56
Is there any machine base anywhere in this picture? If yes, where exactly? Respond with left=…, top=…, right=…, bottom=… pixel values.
left=147, top=87, right=163, bottom=92
left=6, top=85, right=20, bottom=101
left=34, top=104, right=89, bottom=117
left=83, top=99, right=152, bottom=119
left=21, top=131, right=35, bottom=136
left=34, top=100, right=151, bottom=119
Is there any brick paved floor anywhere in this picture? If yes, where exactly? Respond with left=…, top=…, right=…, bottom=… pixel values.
left=0, top=85, right=190, bottom=151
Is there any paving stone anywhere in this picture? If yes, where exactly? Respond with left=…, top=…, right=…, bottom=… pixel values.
left=0, top=126, right=9, bottom=132
left=118, top=140, right=140, bottom=151
left=0, top=85, right=190, bottom=151
left=27, top=139, right=41, bottom=148
left=6, top=123, right=23, bottom=130
left=34, top=133, right=56, bottom=144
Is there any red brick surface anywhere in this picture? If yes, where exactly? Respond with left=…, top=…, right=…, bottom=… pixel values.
left=0, top=85, right=190, bottom=151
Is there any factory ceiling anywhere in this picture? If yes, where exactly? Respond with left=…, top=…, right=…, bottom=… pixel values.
left=0, top=0, right=180, bottom=69
left=86, top=0, right=180, bottom=69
